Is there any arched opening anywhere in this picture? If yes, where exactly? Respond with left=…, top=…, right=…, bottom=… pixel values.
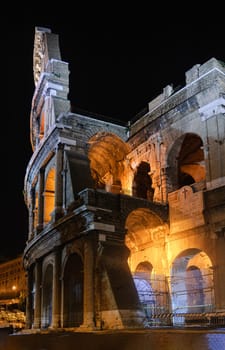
left=88, top=132, right=130, bottom=194
left=132, top=161, right=154, bottom=200
left=44, top=168, right=55, bottom=225
left=170, top=249, right=214, bottom=322
left=63, top=253, right=84, bottom=327
left=42, top=264, right=53, bottom=328
left=125, top=208, right=165, bottom=251
left=167, top=133, right=206, bottom=192
left=178, top=134, right=205, bottom=187
left=125, top=209, right=170, bottom=318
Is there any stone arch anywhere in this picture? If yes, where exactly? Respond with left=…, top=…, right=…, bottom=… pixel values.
left=132, top=161, right=154, bottom=200
left=62, top=252, right=84, bottom=327
left=135, top=261, right=153, bottom=277
left=88, top=132, right=130, bottom=194
left=125, top=208, right=166, bottom=252
left=170, top=248, right=214, bottom=316
left=42, top=263, right=53, bottom=328
left=167, top=133, right=206, bottom=192
left=125, top=208, right=170, bottom=315
left=61, top=243, right=84, bottom=274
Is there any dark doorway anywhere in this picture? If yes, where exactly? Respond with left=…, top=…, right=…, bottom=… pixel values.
left=63, top=253, right=84, bottom=327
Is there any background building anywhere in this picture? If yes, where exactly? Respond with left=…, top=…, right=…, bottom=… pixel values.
left=23, top=27, right=225, bottom=330
left=0, top=256, right=26, bottom=328
left=0, top=256, right=26, bottom=307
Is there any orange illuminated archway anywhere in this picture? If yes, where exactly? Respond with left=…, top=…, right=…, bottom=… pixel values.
left=88, top=132, right=130, bottom=194
left=44, top=168, right=55, bottom=225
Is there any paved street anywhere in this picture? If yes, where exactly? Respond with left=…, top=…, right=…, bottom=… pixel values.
left=1, top=327, right=225, bottom=350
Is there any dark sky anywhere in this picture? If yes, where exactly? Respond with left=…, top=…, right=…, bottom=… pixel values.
left=4, top=19, right=225, bottom=260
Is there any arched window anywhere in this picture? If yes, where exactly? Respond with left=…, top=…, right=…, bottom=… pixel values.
left=132, top=161, right=154, bottom=200
left=44, top=168, right=55, bottom=225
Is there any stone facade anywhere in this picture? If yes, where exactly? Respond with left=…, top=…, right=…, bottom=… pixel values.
left=23, top=27, right=225, bottom=330
left=0, top=256, right=26, bottom=306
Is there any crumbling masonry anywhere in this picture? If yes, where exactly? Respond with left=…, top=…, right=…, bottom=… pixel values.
left=23, top=27, right=225, bottom=330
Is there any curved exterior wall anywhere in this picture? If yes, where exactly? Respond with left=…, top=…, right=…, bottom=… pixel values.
left=23, top=27, right=225, bottom=330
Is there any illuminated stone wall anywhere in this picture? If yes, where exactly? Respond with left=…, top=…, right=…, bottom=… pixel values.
left=23, top=27, right=225, bottom=331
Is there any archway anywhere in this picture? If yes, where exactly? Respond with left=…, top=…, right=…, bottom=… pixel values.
left=88, top=132, right=130, bottom=193
left=167, top=133, right=206, bottom=191
left=132, top=161, right=154, bottom=200
left=125, top=208, right=165, bottom=251
left=170, top=249, right=214, bottom=316
left=125, top=208, right=169, bottom=316
left=63, top=253, right=84, bottom=327
left=44, top=167, right=55, bottom=225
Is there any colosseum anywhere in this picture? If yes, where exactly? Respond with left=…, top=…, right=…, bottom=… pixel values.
left=22, top=26, right=225, bottom=330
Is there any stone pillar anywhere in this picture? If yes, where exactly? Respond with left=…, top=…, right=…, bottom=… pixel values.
left=51, top=249, right=61, bottom=328
left=25, top=269, right=33, bottom=329
left=82, top=238, right=95, bottom=329
left=54, top=143, right=64, bottom=220
left=212, top=245, right=225, bottom=310
left=28, top=188, right=35, bottom=240
left=100, top=243, right=145, bottom=329
left=33, top=260, right=42, bottom=328
left=60, top=276, right=64, bottom=328
left=37, top=169, right=45, bottom=232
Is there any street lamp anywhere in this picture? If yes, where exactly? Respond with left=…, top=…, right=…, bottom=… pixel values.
left=12, top=285, right=17, bottom=301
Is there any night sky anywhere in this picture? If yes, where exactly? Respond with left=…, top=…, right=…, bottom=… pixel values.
left=3, top=18, right=225, bottom=260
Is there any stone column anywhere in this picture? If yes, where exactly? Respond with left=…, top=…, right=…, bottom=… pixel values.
left=33, top=260, right=42, bottom=328
left=51, top=249, right=61, bottom=328
left=25, top=269, right=33, bottom=329
left=37, top=168, right=45, bottom=232
left=54, top=143, right=64, bottom=220
left=212, top=246, right=225, bottom=310
left=82, top=238, right=95, bottom=329
left=28, top=188, right=35, bottom=240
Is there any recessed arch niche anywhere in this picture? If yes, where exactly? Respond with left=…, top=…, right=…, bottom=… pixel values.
left=125, top=208, right=165, bottom=252
left=44, top=167, right=55, bottom=225
left=170, top=249, right=214, bottom=316
left=132, top=161, right=154, bottom=200
left=88, top=132, right=130, bottom=193
left=167, top=133, right=206, bottom=191
left=63, top=253, right=84, bottom=327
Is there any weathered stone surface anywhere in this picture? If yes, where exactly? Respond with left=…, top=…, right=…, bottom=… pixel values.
left=22, top=27, right=225, bottom=332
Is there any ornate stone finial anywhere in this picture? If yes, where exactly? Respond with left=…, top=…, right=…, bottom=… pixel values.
left=33, top=27, right=61, bottom=86
left=33, top=27, right=51, bottom=86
